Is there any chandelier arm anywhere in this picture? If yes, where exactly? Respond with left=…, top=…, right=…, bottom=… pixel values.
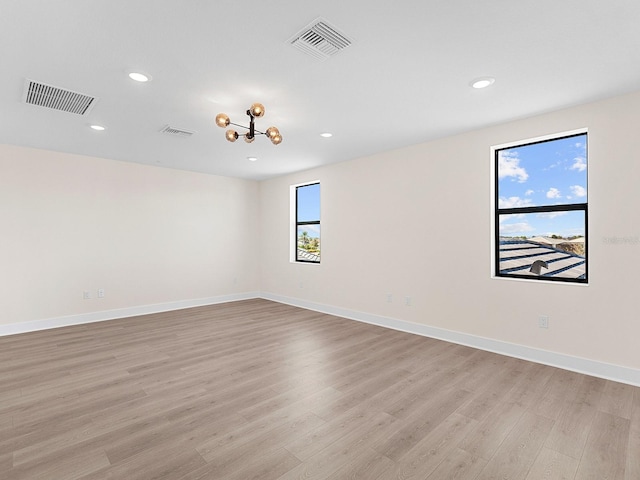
left=229, top=122, right=248, bottom=130
left=226, top=122, right=266, bottom=135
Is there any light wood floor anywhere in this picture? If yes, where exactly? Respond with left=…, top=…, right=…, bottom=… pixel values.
left=1, top=299, right=638, bottom=479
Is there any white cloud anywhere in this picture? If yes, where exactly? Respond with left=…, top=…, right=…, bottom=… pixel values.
left=544, top=161, right=561, bottom=171
left=570, top=185, right=587, bottom=197
left=498, top=151, right=528, bottom=183
left=525, top=189, right=534, bottom=196
left=498, top=196, right=532, bottom=209
left=500, top=222, right=535, bottom=235
left=499, top=213, right=526, bottom=223
left=536, top=211, right=568, bottom=219
left=299, top=225, right=320, bottom=236
left=546, top=187, right=561, bottom=199
left=570, top=156, right=587, bottom=172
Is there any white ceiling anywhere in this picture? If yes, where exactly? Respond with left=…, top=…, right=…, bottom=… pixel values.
left=2, top=0, right=640, bottom=180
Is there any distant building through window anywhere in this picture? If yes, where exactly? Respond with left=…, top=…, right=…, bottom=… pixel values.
left=295, top=182, right=320, bottom=263
left=494, top=131, right=588, bottom=283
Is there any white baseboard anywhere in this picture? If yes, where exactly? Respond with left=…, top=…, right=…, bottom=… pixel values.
left=3, top=291, right=638, bottom=387
left=0, top=292, right=260, bottom=337
left=261, top=292, right=640, bottom=387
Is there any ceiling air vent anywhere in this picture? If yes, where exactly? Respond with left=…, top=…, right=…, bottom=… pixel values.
left=160, top=125, right=195, bottom=138
left=22, top=79, right=97, bottom=115
left=289, top=18, right=353, bottom=60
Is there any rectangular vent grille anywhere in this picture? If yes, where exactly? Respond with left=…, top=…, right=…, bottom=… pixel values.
left=23, top=79, right=97, bottom=115
left=289, top=18, right=353, bottom=60
left=160, top=125, right=195, bottom=137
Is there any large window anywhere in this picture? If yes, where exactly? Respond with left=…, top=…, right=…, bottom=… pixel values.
left=295, top=182, right=320, bottom=263
left=494, top=131, right=588, bottom=283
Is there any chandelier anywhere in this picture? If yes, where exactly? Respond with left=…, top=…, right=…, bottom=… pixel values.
left=215, top=103, right=282, bottom=145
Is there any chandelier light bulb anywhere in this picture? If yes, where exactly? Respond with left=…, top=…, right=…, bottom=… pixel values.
left=271, top=134, right=282, bottom=145
left=244, top=134, right=255, bottom=143
left=215, top=113, right=230, bottom=128
left=265, top=126, right=279, bottom=139
left=249, top=103, right=265, bottom=118
left=225, top=129, right=238, bottom=142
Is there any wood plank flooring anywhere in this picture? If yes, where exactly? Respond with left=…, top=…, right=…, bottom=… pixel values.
left=0, top=298, right=638, bottom=479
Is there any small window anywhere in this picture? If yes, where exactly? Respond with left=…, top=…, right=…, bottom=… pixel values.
left=295, top=183, right=320, bottom=263
left=494, top=131, right=587, bottom=283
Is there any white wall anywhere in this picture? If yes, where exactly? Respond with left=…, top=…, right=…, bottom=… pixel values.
left=2, top=90, right=639, bottom=383
left=0, top=145, right=260, bottom=328
left=259, top=90, right=640, bottom=376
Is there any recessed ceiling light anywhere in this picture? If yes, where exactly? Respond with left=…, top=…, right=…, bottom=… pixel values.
left=247, top=156, right=258, bottom=162
left=128, top=72, right=151, bottom=82
left=320, top=132, right=333, bottom=138
left=90, top=124, right=105, bottom=131
left=470, top=77, right=495, bottom=89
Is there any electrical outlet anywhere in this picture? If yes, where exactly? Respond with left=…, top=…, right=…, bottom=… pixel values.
left=83, top=291, right=91, bottom=300
left=97, top=288, right=105, bottom=298
left=405, top=296, right=411, bottom=306
left=538, top=315, right=549, bottom=329
left=386, top=293, right=392, bottom=303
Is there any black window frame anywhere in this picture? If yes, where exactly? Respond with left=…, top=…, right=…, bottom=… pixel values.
left=494, top=132, right=588, bottom=284
left=295, top=182, right=320, bottom=264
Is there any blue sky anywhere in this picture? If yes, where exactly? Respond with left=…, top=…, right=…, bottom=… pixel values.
left=297, top=183, right=320, bottom=239
left=498, top=134, right=587, bottom=238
